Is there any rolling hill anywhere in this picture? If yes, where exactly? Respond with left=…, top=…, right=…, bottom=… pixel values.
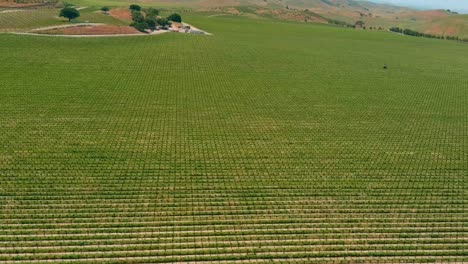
left=151, top=0, right=468, bottom=37
left=2, top=0, right=468, bottom=37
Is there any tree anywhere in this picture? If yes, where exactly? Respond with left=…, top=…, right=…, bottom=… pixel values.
left=129, top=4, right=141, bottom=11
left=156, top=17, right=169, bottom=27
left=60, top=7, right=80, bottom=22
left=389, top=27, right=402, bottom=33
left=355, top=20, right=365, bottom=28
left=403, top=28, right=422, bottom=37
left=145, top=8, right=159, bottom=18
left=101, top=6, right=110, bottom=14
left=131, top=21, right=148, bottom=32
left=131, top=10, right=145, bottom=23
left=167, top=13, right=182, bottom=23
left=146, top=17, right=156, bottom=30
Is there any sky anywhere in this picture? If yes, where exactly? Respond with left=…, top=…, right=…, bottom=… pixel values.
left=368, top=0, right=468, bottom=13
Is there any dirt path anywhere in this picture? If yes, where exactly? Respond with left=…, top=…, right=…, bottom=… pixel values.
left=0, top=9, right=26, bottom=13
left=9, top=32, right=155, bottom=37
left=207, top=14, right=230, bottom=17
left=28, top=23, right=103, bottom=32
left=182, top=22, right=213, bottom=35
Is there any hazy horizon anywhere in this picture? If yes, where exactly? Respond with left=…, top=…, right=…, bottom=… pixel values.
left=368, top=0, right=468, bottom=13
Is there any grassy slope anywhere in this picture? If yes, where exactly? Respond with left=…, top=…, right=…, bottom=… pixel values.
left=192, top=0, right=468, bottom=38
left=419, top=14, right=468, bottom=38
left=0, top=15, right=467, bottom=262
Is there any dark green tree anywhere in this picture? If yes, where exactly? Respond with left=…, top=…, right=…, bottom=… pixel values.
left=131, top=21, right=148, bottom=32
left=145, top=8, right=159, bottom=18
left=59, top=7, right=80, bottom=22
left=167, top=13, right=182, bottom=22
left=129, top=4, right=141, bottom=11
left=131, top=10, right=145, bottom=23
left=146, top=17, right=157, bottom=30
left=156, top=17, right=169, bottom=27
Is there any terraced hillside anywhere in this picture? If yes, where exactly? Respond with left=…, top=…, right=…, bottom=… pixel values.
left=0, top=13, right=467, bottom=263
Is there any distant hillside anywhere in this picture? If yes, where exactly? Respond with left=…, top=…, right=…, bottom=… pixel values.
left=187, top=0, right=468, bottom=38
left=3, top=0, right=466, bottom=37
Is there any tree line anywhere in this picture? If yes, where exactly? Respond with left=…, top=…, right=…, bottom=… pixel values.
left=389, top=27, right=468, bottom=43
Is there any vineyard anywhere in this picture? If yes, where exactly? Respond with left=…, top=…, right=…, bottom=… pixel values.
left=0, top=13, right=467, bottom=264
left=0, top=6, right=130, bottom=32
left=0, top=9, right=62, bottom=31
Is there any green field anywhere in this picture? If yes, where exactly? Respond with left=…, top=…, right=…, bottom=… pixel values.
left=0, top=13, right=467, bottom=263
